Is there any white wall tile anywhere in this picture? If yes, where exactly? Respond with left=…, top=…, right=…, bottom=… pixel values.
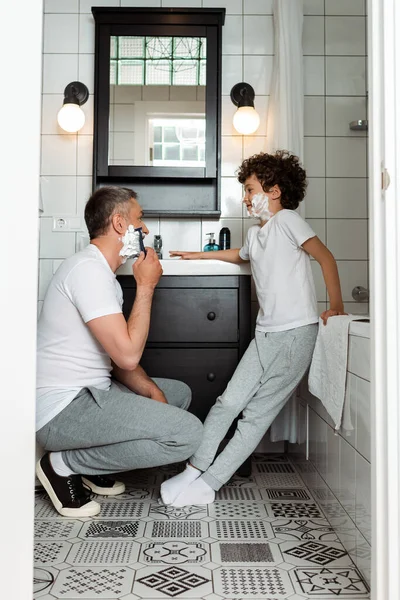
left=243, top=55, right=273, bottom=95
left=221, top=136, right=243, bottom=177
left=344, top=301, right=369, bottom=315
left=159, top=219, right=202, bottom=256
left=78, top=54, right=95, bottom=94
left=327, top=219, right=368, bottom=260
left=355, top=375, right=371, bottom=461
left=77, top=135, right=93, bottom=176
left=304, top=137, right=326, bottom=177
left=162, top=0, right=201, bottom=5
left=244, top=0, right=273, bottom=13
left=326, top=97, right=367, bottom=137
left=327, top=178, right=367, bottom=218
left=77, top=176, right=92, bottom=218
left=326, top=425, right=341, bottom=496
left=43, top=54, right=78, bottom=94
left=343, top=372, right=357, bottom=448
left=79, top=14, right=95, bottom=54
left=348, top=334, right=371, bottom=381
left=169, top=86, right=197, bottom=101
left=45, top=0, right=79, bottom=12
left=113, top=104, right=135, bottom=132
left=326, top=17, right=366, bottom=56
left=306, top=218, right=326, bottom=244
left=355, top=453, right=371, bottom=544
left=40, top=176, right=77, bottom=216
left=339, top=436, right=356, bottom=521
left=38, top=260, right=54, bottom=300
left=311, top=260, right=327, bottom=302
left=220, top=177, right=243, bottom=218
left=79, top=95, right=94, bottom=135
left=44, top=14, right=79, bottom=53
left=326, top=138, right=367, bottom=177
left=242, top=217, right=260, bottom=243
left=244, top=16, right=274, bottom=55
left=315, top=413, right=328, bottom=481
left=38, top=301, right=44, bottom=318
left=222, top=16, right=243, bottom=55
left=304, top=56, right=325, bottom=96
left=42, top=94, right=65, bottom=134
left=39, top=218, right=76, bottom=259
left=142, top=218, right=160, bottom=252
left=337, top=261, right=368, bottom=302
left=222, top=96, right=239, bottom=136
left=305, top=178, right=326, bottom=218
left=80, top=0, right=119, bottom=11
left=41, top=135, right=77, bottom=176
left=121, top=0, right=160, bottom=4
left=243, top=135, right=268, bottom=157
left=304, top=0, right=324, bottom=15
left=303, top=16, right=325, bottom=55
left=326, top=57, right=366, bottom=95
left=304, top=96, right=325, bottom=136
left=203, top=0, right=242, bottom=14
left=201, top=218, right=242, bottom=249
left=325, top=0, right=365, bottom=15
left=222, top=55, right=243, bottom=95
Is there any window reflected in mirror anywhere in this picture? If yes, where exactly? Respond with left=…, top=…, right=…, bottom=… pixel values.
left=109, top=35, right=206, bottom=167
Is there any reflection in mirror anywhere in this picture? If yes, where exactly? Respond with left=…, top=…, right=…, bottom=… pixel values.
left=109, top=36, right=206, bottom=167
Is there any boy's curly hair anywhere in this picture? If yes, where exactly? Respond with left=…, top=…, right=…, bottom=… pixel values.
left=237, top=150, right=307, bottom=210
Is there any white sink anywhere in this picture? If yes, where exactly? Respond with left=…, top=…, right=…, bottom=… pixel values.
left=117, top=258, right=251, bottom=276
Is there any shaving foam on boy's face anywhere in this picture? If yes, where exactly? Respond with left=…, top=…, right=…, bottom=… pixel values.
left=247, top=192, right=274, bottom=221
left=119, top=224, right=144, bottom=263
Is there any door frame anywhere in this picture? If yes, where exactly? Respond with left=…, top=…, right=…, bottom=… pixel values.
left=369, top=0, right=400, bottom=597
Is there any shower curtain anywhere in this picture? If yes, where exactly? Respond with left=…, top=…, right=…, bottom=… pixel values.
left=267, top=0, right=305, bottom=443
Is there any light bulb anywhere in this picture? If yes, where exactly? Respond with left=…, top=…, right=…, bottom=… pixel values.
left=233, top=106, right=260, bottom=135
left=57, top=103, right=86, bottom=133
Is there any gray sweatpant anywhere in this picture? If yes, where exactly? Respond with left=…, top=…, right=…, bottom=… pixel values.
left=191, top=324, right=318, bottom=490
left=36, top=378, right=203, bottom=475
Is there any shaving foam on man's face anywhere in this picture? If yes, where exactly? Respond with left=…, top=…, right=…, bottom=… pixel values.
left=247, top=192, right=274, bottom=221
left=119, top=224, right=144, bottom=263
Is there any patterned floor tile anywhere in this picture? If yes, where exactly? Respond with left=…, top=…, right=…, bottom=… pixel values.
left=209, top=502, right=268, bottom=520
left=66, top=540, right=140, bottom=565
left=34, top=541, right=72, bottom=565
left=209, top=519, right=273, bottom=541
left=225, top=475, right=258, bottom=488
left=271, top=519, right=337, bottom=542
left=133, top=566, right=212, bottom=598
left=262, top=489, right=312, bottom=501
left=292, top=566, right=370, bottom=596
left=95, top=501, right=149, bottom=520
left=216, top=487, right=262, bottom=501
left=280, top=541, right=352, bottom=567
left=79, top=519, right=145, bottom=539
left=34, top=520, right=83, bottom=540
left=139, top=541, right=210, bottom=565
left=213, top=566, right=294, bottom=598
left=255, top=463, right=296, bottom=474
left=33, top=566, right=59, bottom=598
left=99, top=487, right=155, bottom=501
left=267, top=503, right=324, bottom=519
left=148, top=503, right=208, bottom=520
left=255, top=472, right=305, bottom=488
left=35, top=501, right=64, bottom=519
left=51, top=566, right=135, bottom=597
left=145, top=520, right=208, bottom=540
left=211, top=541, right=282, bottom=566
left=253, top=453, right=290, bottom=463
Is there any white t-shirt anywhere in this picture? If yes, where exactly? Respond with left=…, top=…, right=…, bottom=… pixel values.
left=36, top=244, right=123, bottom=431
left=239, top=209, right=319, bottom=332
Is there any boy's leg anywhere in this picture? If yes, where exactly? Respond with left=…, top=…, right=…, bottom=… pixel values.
left=202, top=324, right=318, bottom=491
left=160, top=338, right=265, bottom=504
left=36, top=379, right=203, bottom=475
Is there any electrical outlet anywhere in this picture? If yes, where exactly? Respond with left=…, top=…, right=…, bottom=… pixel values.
left=52, top=217, right=82, bottom=232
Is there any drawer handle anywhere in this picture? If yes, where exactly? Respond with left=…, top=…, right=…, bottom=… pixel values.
left=207, top=372, right=216, bottom=382
left=207, top=311, right=216, bottom=321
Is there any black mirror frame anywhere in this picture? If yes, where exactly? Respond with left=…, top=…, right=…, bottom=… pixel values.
left=92, top=7, right=225, bottom=217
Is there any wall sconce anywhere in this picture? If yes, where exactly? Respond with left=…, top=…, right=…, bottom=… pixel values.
left=57, top=81, right=89, bottom=133
left=230, top=82, right=260, bottom=135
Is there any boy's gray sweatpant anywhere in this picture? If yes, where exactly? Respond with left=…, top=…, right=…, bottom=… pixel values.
left=191, top=324, right=318, bottom=491
left=36, top=378, right=203, bottom=475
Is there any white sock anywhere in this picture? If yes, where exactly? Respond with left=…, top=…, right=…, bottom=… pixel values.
left=49, top=452, right=76, bottom=477
left=160, top=463, right=201, bottom=505
left=170, top=477, right=215, bottom=507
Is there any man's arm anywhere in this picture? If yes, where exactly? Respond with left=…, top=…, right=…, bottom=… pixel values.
left=302, top=236, right=346, bottom=325
left=87, top=249, right=162, bottom=370
left=169, top=248, right=248, bottom=264
left=112, top=363, right=167, bottom=403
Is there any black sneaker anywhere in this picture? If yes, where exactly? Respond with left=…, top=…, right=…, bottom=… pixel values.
left=82, top=474, right=125, bottom=496
left=36, top=454, right=101, bottom=517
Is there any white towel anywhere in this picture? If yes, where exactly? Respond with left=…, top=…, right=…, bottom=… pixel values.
left=308, top=315, right=368, bottom=431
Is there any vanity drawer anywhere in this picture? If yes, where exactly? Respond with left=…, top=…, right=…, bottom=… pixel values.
left=123, top=288, right=238, bottom=343
left=140, top=348, right=239, bottom=422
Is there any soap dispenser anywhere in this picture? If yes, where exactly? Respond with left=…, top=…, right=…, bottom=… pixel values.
left=203, top=233, right=220, bottom=252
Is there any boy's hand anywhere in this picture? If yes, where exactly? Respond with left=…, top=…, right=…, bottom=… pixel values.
left=320, top=308, right=347, bottom=326
left=170, top=251, right=202, bottom=260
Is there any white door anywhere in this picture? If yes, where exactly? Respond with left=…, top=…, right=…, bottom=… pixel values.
left=369, top=0, right=400, bottom=598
